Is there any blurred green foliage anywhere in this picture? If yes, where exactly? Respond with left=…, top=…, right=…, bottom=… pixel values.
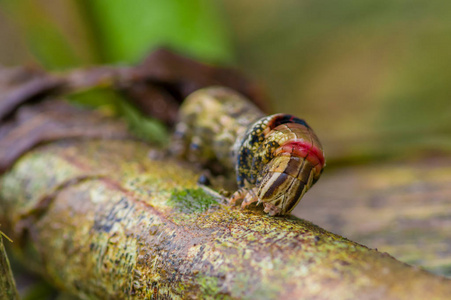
left=85, top=0, right=233, bottom=64
left=224, top=0, right=451, bottom=163
left=1, top=0, right=451, bottom=160
left=0, top=0, right=233, bottom=145
left=1, top=1, right=97, bottom=68
left=1, top=0, right=232, bottom=68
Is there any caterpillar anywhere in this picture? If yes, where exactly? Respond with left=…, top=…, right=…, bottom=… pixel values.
left=172, top=86, right=325, bottom=216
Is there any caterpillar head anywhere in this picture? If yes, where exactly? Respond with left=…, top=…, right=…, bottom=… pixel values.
left=237, top=114, right=325, bottom=215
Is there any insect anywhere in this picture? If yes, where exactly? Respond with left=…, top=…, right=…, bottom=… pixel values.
left=172, top=86, right=325, bottom=216
left=230, top=114, right=325, bottom=215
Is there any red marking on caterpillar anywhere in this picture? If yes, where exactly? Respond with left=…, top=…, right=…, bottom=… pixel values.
left=274, top=140, right=325, bottom=168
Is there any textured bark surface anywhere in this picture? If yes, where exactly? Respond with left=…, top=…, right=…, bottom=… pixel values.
left=294, top=158, right=451, bottom=278
left=1, top=139, right=450, bottom=299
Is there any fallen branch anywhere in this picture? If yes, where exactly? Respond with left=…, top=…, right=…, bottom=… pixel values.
left=1, top=137, right=450, bottom=299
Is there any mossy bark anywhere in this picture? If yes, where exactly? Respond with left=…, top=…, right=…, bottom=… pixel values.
left=0, top=139, right=450, bottom=299
left=293, top=159, right=451, bottom=278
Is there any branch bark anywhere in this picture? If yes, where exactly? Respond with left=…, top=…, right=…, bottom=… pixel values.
left=1, top=138, right=450, bottom=299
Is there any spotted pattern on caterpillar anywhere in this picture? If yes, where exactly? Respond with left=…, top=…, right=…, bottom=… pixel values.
left=172, top=86, right=325, bottom=216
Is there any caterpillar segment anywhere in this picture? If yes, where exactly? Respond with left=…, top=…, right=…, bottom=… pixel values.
left=171, top=86, right=264, bottom=173
left=231, top=114, right=325, bottom=215
left=173, top=87, right=325, bottom=216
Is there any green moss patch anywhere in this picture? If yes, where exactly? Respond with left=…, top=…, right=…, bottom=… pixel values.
left=168, top=188, right=219, bottom=214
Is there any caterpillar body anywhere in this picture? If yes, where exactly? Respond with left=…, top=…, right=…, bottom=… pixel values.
left=172, top=87, right=325, bottom=216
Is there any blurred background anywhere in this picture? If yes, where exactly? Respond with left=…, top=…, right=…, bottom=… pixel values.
left=1, top=0, right=450, bottom=294
left=2, top=1, right=451, bottom=162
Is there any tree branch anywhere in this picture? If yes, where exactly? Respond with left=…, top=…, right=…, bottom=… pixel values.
left=1, top=138, right=450, bottom=299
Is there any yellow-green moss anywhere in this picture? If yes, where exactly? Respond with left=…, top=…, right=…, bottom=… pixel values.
left=168, top=188, right=220, bottom=214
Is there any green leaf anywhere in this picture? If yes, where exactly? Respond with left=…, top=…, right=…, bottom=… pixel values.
left=83, top=0, right=233, bottom=64
left=1, top=0, right=233, bottom=67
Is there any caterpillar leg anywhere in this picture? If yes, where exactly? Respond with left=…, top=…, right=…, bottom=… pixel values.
left=263, top=203, right=282, bottom=216
left=228, top=188, right=247, bottom=206
left=229, top=188, right=260, bottom=209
